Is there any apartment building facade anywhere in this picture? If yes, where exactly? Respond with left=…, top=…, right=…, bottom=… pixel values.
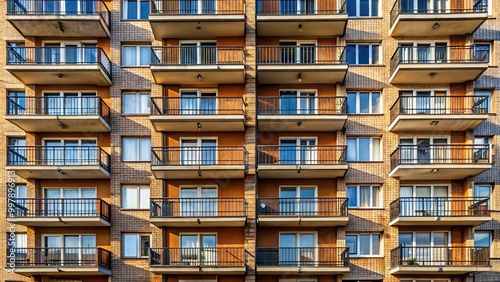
left=0, top=0, right=499, bottom=282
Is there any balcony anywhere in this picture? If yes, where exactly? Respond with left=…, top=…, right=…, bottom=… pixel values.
left=389, top=197, right=491, bottom=226
left=6, top=198, right=111, bottom=227
left=5, top=96, right=111, bottom=132
left=151, top=146, right=246, bottom=179
left=149, top=0, right=244, bottom=39
left=390, top=246, right=491, bottom=275
left=6, top=47, right=112, bottom=86
left=390, top=0, right=488, bottom=36
left=151, top=46, right=245, bottom=84
left=150, top=247, right=246, bottom=274
left=6, top=146, right=111, bottom=179
left=389, top=144, right=493, bottom=180
left=6, top=0, right=110, bottom=37
left=258, top=96, right=347, bottom=131
left=257, top=197, right=348, bottom=227
left=389, top=96, right=489, bottom=132
left=257, top=46, right=347, bottom=84
left=150, top=97, right=245, bottom=131
left=389, top=46, right=489, bottom=84
left=257, top=145, right=347, bottom=178
left=8, top=247, right=112, bottom=276
left=150, top=198, right=247, bottom=227
left=256, top=0, right=347, bottom=36
left=256, top=247, right=349, bottom=275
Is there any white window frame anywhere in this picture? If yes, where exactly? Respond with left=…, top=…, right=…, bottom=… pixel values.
left=401, top=0, right=450, bottom=12
left=398, top=41, right=450, bottom=63
left=347, top=0, right=380, bottom=17
left=179, top=89, right=218, bottom=113
left=474, top=89, right=493, bottom=113
left=278, top=232, right=318, bottom=264
left=279, top=40, right=318, bottom=64
left=346, top=43, right=381, bottom=65
left=278, top=89, right=318, bottom=114
left=42, top=91, right=98, bottom=114
left=279, top=137, right=318, bottom=164
left=122, top=0, right=149, bottom=19
left=42, top=234, right=97, bottom=263
left=122, top=185, right=150, bottom=209
left=122, top=233, right=151, bottom=258
left=42, top=41, right=98, bottom=63
left=347, top=91, right=381, bottom=114
left=474, top=183, right=493, bottom=208
left=122, top=92, right=151, bottom=114
left=121, top=136, right=151, bottom=162
left=398, top=231, right=452, bottom=247
left=346, top=185, right=381, bottom=208
left=474, top=42, right=492, bottom=64
left=180, top=185, right=218, bottom=197
left=346, top=137, right=382, bottom=162
left=345, top=233, right=382, bottom=257
left=121, top=45, right=151, bottom=67
left=398, top=136, right=450, bottom=164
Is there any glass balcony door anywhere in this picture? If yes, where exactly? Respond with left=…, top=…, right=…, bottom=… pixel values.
left=43, top=235, right=96, bottom=266
left=280, top=42, right=316, bottom=64
left=42, top=43, right=97, bottom=64
left=41, top=0, right=96, bottom=14
left=279, top=139, right=317, bottom=165
left=279, top=233, right=316, bottom=265
left=279, top=91, right=316, bottom=115
left=8, top=138, right=26, bottom=165
left=180, top=187, right=217, bottom=217
left=180, top=91, right=217, bottom=115
left=180, top=139, right=217, bottom=165
left=180, top=0, right=216, bottom=14
left=279, top=0, right=315, bottom=14
left=400, top=186, right=449, bottom=216
left=279, top=187, right=317, bottom=216
left=399, top=232, right=448, bottom=266
left=45, top=188, right=97, bottom=216
left=44, top=139, right=97, bottom=165
left=399, top=138, right=448, bottom=164
left=180, top=234, right=217, bottom=265
left=400, top=0, right=448, bottom=13
left=180, top=42, right=217, bottom=64
left=44, top=92, right=97, bottom=115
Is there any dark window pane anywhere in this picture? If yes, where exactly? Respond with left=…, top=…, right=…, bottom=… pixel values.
left=358, top=45, right=370, bottom=64
left=371, top=0, right=378, bottom=16
left=127, top=0, right=138, bottom=19
left=140, top=0, right=149, bottom=19
left=359, top=0, right=369, bottom=16
left=346, top=45, right=357, bottom=64
left=346, top=0, right=357, bottom=17
left=347, top=93, right=356, bottom=114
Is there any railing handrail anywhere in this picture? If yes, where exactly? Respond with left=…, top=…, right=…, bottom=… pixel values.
left=150, top=0, right=244, bottom=14
left=258, top=96, right=347, bottom=115
left=150, top=46, right=245, bottom=65
left=256, top=247, right=349, bottom=266
left=257, top=145, right=347, bottom=165
left=256, top=0, right=347, bottom=14
left=151, top=146, right=247, bottom=166
left=150, top=197, right=247, bottom=217
left=257, top=197, right=348, bottom=216
left=149, top=247, right=245, bottom=266
left=6, top=0, right=112, bottom=20
left=8, top=247, right=112, bottom=268
left=257, top=45, right=346, bottom=64
left=150, top=96, right=245, bottom=116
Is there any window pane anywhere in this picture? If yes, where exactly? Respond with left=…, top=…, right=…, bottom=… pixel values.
left=140, top=235, right=150, bottom=256
left=123, top=46, right=137, bottom=66
left=371, top=0, right=379, bottom=16
left=358, top=45, right=370, bottom=64
left=139, top=138, right=151, bottom=161
left=474, top=232, right=491, bottom=247
left=123, top=187, right=138, bottom=208
left=122, top=138, right=138, bottom=161
left=371, top=234, right=380, bottom=255
left=346, top=235, right=357, bottom=254
left=359, top=0, right=369, bottom=16
left=139, top=187, right=150, bottom=209
left=371, top=92, right=380, bottom=113
left=123, top=94, right=137, bottom=114
left=140, top=0, right=149, bottom=19
left=140, top=94, right=151, bottom=114
left=347, top=138, right=357, bottom=161
left=359, top=93, right=369, bottom=113
left=347, top=93, right=357, bottom=114
left=346, top=0, right=357, bottom=17
left=359, top=234, right=370, bottom=255
left=372, top=186, right=380, bottom=207
left=346, top=45, right=357, bottom=64
left=371, top=45, right=380, bottom=64
left=347, top=186, right=357, bottom=207
left=140, top=46, right=151, bottom=66
left=123, top=234, right=138, bottom=257
left=372, top=138, right=381, bottom=161
left=126, top=0, right=138, bottom=19
left=360, top=186, right=370, bottom=207
left=358, top=138, right=370, bottom=161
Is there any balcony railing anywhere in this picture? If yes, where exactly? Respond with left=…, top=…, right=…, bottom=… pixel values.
left=6, top=0, right=111, bottom=26
left=151, top=46, right=245, bottom=65
left=151, top=146, right=246, bottom=166
left=389, top=197, right=490, bottom=221
left=151, top=0, right=244, bottom=14
left=150, top=198, right=246, bottom=217
left=256, top=0, right=346, bottom=15
left=151, top=97, right=244, bottom=115
left=390, top=46, right=489, bottom=75
left=390, top=144, right=493, bottom=169
left=8, top=247, right=112, bottom=269
left=8, top=198, right=111, bottom=221
left=258, top=145, right=347, bottom=165
left=390, top=0, right=488, bottom=26
left=391, top=246, right=490, bottom=268
left=150, top=247, right=245, bottom=267
left=389, top=95, right=489, bottom=123
left=256, top=247, right=349, bottom=267
left=6, top=146, right=111, bottom=172
left=258, top=96, right=347, bottom=115
left=257, top=198, right=348, bottom=217
left=257, top=46, right=346, bottom=64
left=6, top=96, right=111, bottom=124
left=6, top=47, right=112, bottom=77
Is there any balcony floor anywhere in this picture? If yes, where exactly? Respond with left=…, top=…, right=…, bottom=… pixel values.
left=7, top=15, right=110, bottom=37
left=389, top=216, right=492, bottom=227
left=7, top=217, right=110, bottom=227
left=256, top=266, right=349, bottom=275
left=258, top=165, right=348, bottom=179
left=389, top=114, right=488, bottom=132
left=7, top=165, right=111, bottom=179
left=12, top=266, right=111, bottom=276
left=389, top=163, right=492, bottom=180
left=5, top=65, right=112, bottom=86
left=258, top=216, right=348, bottom=227
left=150, top=265, right=246, bottom=275
left=150, top=217, right=247, bottom=227
left=5, top=115, right=110, bottom=132
left=391, top=265, right=491, bottom=275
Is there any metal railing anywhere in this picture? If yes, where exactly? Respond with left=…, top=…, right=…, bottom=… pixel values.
left=390, top=144, right=493, bottom=169
left=257, top=46, right=346, bottom=64
left=256, top=247, right=349, bottom=267
left=6, top=47, right=112, bottom=78
left=6, top=0, right=110, bottom=26
left=6, top=145, right=111, bottom=172
left=389, top=95, right=489, bottom=123
left=258, top=96, right=347, bottom=115
left=151, top=146, right=247, bottom=166
left=150, top=198, right=247, bottom=217
left=390, top=46, right=489, bottom=75
left=256, top=0, right=346, bottom=15
left=150, top=97, right=244, bottom=116
left=7, top=198, right=111, bottom=221
left=151, top=46, right=244, bottom=65
left=8, top=247, right=112, bottom=269
left=257, top=197, right=348, bottom=217
left=389, top=197, right=490, bottom=221
left=6, top=96, right=110, bottom=124
left=150, top=247, right=245, bottom=267
left=391, top=246, right=490, bottom=268
left=258, top=145, right=347, bottom=165
left=390, top=0, right=488, bottom=26
left=151, top=0, right=244, bottom=14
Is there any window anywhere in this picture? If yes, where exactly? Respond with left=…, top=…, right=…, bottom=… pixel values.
left=474, top=89, right=493, bottom=113
left=122, top=137, right=151, bottom=161
left=7, top=233, right=27, bottom=259
left=279, top=233, right=316, bottom=263
left=123, top=0, right=149, bottom=19
left=398, top=90, right=448, bottom=114
left=346, top=234, right=381, bottom=256
left=398, top=137, right=449, bottom=164
left=475, top=184, right=492, bottom=208
left=278, top=90, right=317, bottom=114
left=346, top=43, right=380, bottom=65
left=43, top=235, right=96, bottom=261
left=398, top=232, right=449, bottom=264
left=44, top=92, right=98, bottom=115
left=7, top=42, right=25, bottom=64
left=347, top=137, right=381, bottom=161
left=122, top=185, right=150, bottom=209
left=279, top=41, right=317, bottom=64
left=180, top=186, right=217, bottom=216
left=474, top=231, right=491, bottom=248
left=122, top=45, right=151, bottom=66
left=8, top=184, right=27, bottom=210
left=123, top=92, right=150, bottom=114
left=177, top=0, right=218, bottom=14
left=474, top=137, right=492, bottom=163
left=347, top=91, right=381, bottom=114
left=279, top=186, right=317, bottom=215
left=44, top=188, right=97, bottom=216
left=122, top=234, right=150, bottom=258
left=42, top=42, right=98, bottom=64
left=347, top=185, right=381, bottom=208
left=180, top=234, right=216, bottom=264
left=7, top=138, right=26, bottom=165
left=399, top=185, right=449, bottom=216
left=279, top=138, right=317, bottom=165
left=346, top=0, right=379, bottom=17
left=179, top=89, right=217, bottom=115
left=400, top=280, right=449, bottom=282
left=43, top=139, right=98, bottom=165
left=180, top=41, right=217, bottom=64
left=7, top=91, right=25, bottom=115
left=399, top=42, right=448, bottom=63
left=474, top=43, right=491, bottom=63
left=180, top=138, right=217, bottom=165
